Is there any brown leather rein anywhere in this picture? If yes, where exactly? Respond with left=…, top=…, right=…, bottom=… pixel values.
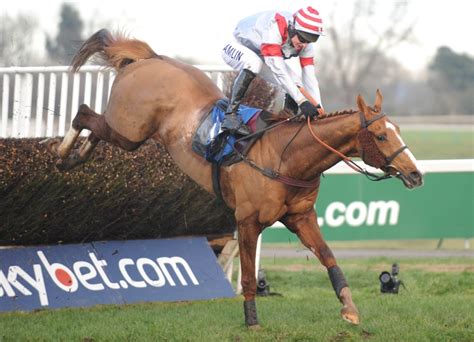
left=299, top=86, right=408, bottom=182
left=307, top=113, right=407, bottom=181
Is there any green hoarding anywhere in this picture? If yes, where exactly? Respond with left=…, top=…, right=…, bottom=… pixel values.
left=263, top=170, right=474, bottom=242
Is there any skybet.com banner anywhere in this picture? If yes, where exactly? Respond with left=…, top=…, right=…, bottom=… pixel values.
left=0, top=238, right=235, bottom=312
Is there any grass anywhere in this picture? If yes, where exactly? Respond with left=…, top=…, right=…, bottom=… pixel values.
left=401, top=129, right=473, bottom=159
left=1, top=257, right=473, bottom=341
left=266, top=239, right=474, bottom=251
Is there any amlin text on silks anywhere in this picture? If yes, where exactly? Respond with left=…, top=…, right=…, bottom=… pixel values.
left=0, top=238, right=235, bottom=312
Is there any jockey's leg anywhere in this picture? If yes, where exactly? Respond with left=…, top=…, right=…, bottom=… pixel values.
left=221, top=40, right=262, bottom=135
left=281, top=209, right=360, bottom=325
left=222, top=69, right=255, bottom=135
left=237, top=216, right=263, bottom=329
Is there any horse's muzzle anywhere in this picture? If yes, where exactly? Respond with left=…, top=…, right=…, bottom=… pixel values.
left=398, top=170, right=424, bottom=189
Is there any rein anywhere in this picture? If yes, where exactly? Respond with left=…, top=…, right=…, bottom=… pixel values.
left=231, top=140, right=320, bottom=188
left=298, top=86, right=407, bottom=181
left=306, top=113, right=407, bottom=181
left=306, top=117, right=390, bottom=181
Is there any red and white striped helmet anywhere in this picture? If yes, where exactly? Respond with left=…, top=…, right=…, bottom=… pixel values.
left=294, top=6, right=325, bottom=39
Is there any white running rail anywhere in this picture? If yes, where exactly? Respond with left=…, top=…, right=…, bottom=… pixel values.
left=0, top=65, right=233, bottom=138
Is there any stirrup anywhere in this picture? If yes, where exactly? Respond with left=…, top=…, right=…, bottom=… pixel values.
left=222, top=114, right=250, bottom=135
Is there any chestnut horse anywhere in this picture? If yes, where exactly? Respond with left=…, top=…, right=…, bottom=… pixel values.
left=47, top=29, right=423, bottom=328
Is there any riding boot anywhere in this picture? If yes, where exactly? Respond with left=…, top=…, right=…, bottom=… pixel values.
left=283, top=94, right=299, bottom=116
left=222, top=69, right=256, bottom=135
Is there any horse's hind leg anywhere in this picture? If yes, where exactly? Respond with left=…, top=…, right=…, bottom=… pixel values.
left=53, top=104, right=144, bottom=171
left=281, top=210, right=360, bottom=325
left=46, top=104, right=91, bottom=159
left=55, top=133, right=100, bottom=171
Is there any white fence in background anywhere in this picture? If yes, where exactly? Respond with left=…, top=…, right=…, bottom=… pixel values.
left=0, top=65, right=233, bottom=138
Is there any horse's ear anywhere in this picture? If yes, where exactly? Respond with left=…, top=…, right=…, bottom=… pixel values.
left=356, top=94, right=367, bottom=112
left=374, top=89, right=383, bottom=112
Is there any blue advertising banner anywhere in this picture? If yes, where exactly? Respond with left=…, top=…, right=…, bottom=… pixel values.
left=0, top=237, right=235, bottom=312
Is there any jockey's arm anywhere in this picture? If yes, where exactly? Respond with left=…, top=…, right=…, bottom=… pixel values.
left=263, top=55, right=307, bottom=105
left=301, top=61, right=323, bottom=109
left=299, top=43, right=324, bottom=112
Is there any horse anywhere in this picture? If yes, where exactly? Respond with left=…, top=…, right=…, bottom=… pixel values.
left=46, top=29, right=423, bottom=328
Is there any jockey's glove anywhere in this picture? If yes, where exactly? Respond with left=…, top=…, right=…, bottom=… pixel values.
left=299, top=101, right=321, bottom=120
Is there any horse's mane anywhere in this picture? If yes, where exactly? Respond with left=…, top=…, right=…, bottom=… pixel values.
left=265, top=108, right=358, bottom=123
left=316, top=109, right=359, bottom=120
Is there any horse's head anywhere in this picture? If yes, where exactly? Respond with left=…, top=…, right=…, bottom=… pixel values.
left=355, top=90, right=423, bottom=189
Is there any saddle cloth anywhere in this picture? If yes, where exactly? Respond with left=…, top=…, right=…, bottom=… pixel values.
left=192, top=99, right=262, bottom=165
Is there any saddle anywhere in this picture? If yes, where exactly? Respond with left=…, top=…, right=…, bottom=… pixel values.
left=192, top=99, right=269, bottom=166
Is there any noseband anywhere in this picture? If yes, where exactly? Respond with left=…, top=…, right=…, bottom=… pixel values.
left=357, top=111, right=408, bottom=170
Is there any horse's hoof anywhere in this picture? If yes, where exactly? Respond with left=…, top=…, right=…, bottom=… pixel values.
left=44, top=139, right=61, bottom=156
left=55, top=158, right=76, bottom=172
left=341, top=305, right=360, bottom=325
left=55, top=159, right=69, bottom=172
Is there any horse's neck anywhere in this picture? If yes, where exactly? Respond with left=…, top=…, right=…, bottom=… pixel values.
left=280, top=113, right=360, bottom=179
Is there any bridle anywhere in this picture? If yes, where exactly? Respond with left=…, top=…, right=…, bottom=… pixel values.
left=307, top=111, right=408, bottom=181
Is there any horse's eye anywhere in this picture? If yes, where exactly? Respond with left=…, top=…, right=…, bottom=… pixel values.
left=376, top=135, right=387, bottom=142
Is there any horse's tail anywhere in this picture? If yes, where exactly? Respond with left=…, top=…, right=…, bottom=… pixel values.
left=71, top=29, right=160, bottom=72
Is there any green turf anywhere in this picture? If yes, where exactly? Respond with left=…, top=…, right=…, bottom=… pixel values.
left=1, top=257, right=473, bottom=341
left=401, top=130, right=473, bottom=159
left=265, top=239, right=474, bottom=251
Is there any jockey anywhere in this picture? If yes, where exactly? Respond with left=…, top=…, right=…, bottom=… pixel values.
left=221, top=6, right=326, bottom=135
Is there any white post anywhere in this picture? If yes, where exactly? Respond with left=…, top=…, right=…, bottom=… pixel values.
left=58, top=72, right=69, bottom=136
left=94, top=71, right=104, bottom=113
left=11, top=74, right=22, bottom=137
left=35, top=73, right=45, bottom=137
left=46, top=73, right=56, bottom=137
left=83, top=72, right=92, bottom=106
left=20, top=73, right=33, bottom=137
left=1, top=74, right=9, bottom=137
left=108, top=71, right=115, bottom=98
left=81, top=72, right=92, bottom=137
left=70, top=73, right=80, bottom=128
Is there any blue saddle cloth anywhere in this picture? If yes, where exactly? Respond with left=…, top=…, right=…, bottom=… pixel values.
left=192, top=99, right=261, bottom=164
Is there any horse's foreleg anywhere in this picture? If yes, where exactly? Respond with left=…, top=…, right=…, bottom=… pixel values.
left=237, top=217, right=263, bottom=329
left=281, top=210, right=360, bottom=325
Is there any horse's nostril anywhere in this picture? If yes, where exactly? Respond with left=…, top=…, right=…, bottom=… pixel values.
left=410, top=171, right=423, bottom=183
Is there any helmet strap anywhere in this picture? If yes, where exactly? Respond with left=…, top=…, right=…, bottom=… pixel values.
left=288, top=21, right=297, bottom=38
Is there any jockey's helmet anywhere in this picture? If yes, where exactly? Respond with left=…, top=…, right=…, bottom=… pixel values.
left=293, top=6, right=324, bottom=43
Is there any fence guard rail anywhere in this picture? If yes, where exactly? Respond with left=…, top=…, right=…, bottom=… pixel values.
left=0, top=65, right=233, bottom=138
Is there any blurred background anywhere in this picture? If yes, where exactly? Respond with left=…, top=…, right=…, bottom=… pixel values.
left=1, top=0, right=473, bottom=117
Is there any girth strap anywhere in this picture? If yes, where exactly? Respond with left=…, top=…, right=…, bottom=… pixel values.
left=212, top=162, right=224, bottom=203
